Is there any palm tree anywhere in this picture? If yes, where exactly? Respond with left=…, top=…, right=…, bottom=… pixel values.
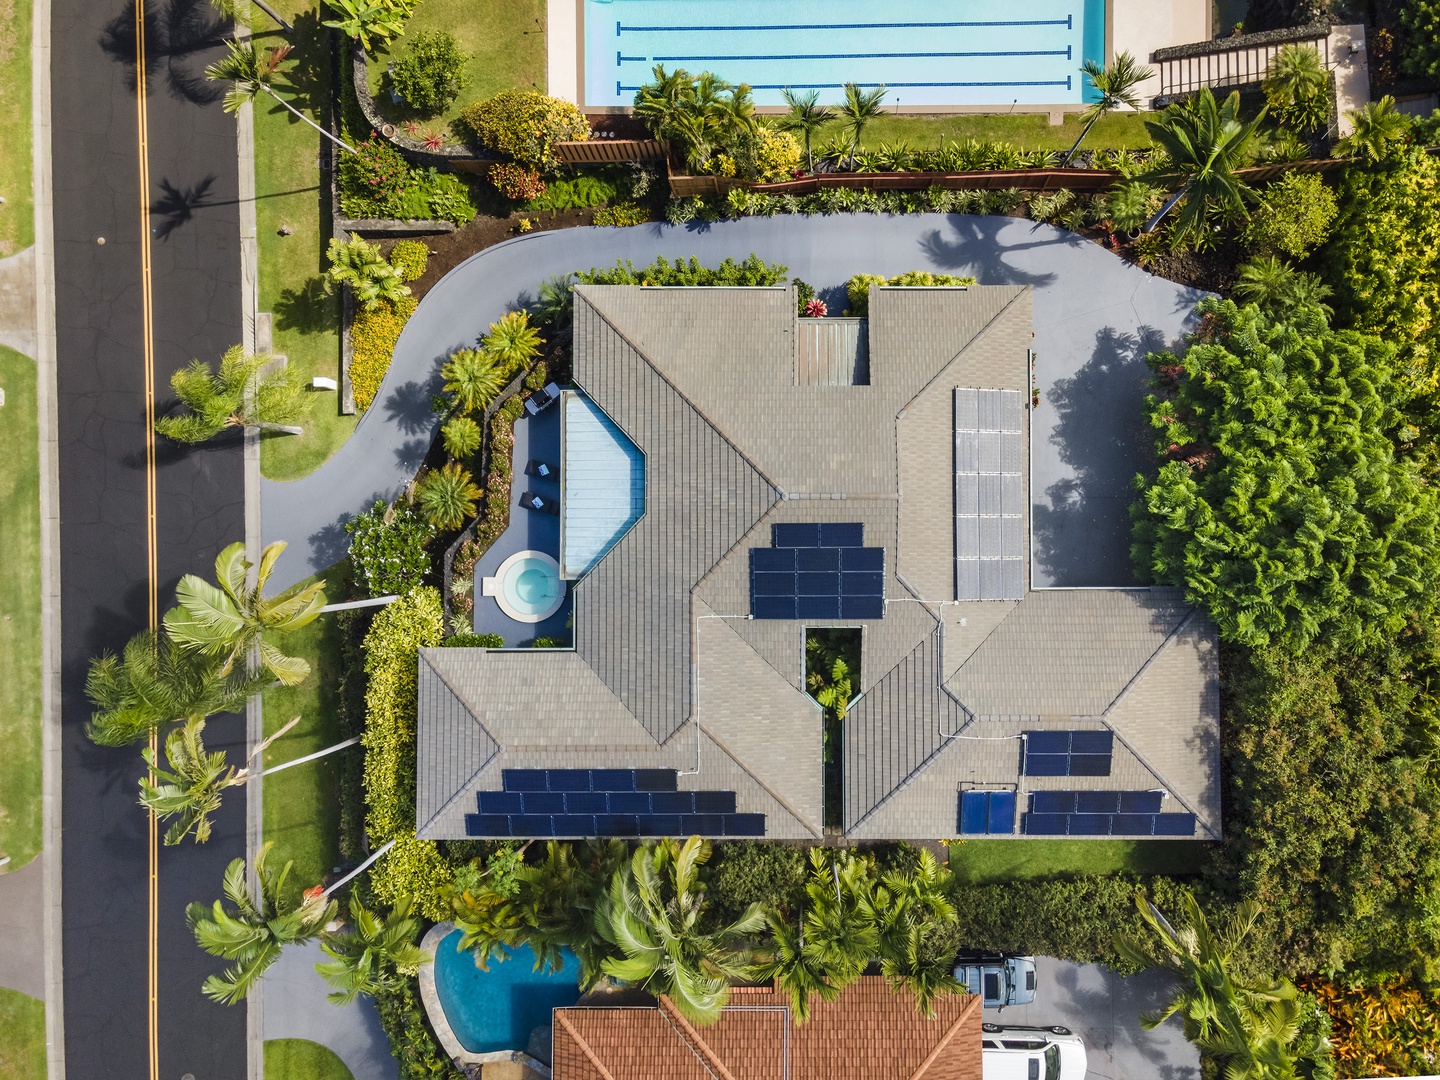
left=1335, top=95, right=1412, bottom=163
left=414, top=462, right=482, bottom=530
left=534, top=276, right=575, bottom=332
left=206, top=40, right=357, bottom=155
left=632, top=64, right=694, bottom=140
left=1114, top=895, right=1322, bottom=1079
left=139, top=714, right=300, bottom=846
left=316, top=895, right=430, bottom=1004
left=777, top=89, right=835, bottom=173
left=481, top=311, right=544, bottom=376
left=187, top=842, right=337, bottom=1004
left=838, top=83, right=887, bottom=170
left=1140, top=88, right=1266, bottom=237
left=440, top=349, right=506, bottom=416
left=1061, top=51, right=1155, bottom=166
left=873, top=849, right=962, bottom=1017
left=440, top=415, right=482, bottom=459
left=1106, top=181, right=1161, bottom=232
left=324, top=236, right=411, bottom=311
left=86, top=629, right=266, bottom=747
left=596, top=836, right=767, bottom=1026
left=1233, top=256, right=1334, bottom=326
left=163, top=540, right=327, bottom=685
left=155, top=345, right=309, bottom=443
left=761, top=913, right=837, bottom=1022
left=207, top=0, right=294, bottom=33
left=1261, top=44, right=1330, bottom=134
left=321, top=0, right=410, bottom=51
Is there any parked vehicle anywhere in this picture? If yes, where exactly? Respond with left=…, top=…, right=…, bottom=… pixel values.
left=954, top=953, right=1037, bottom=1008
left=981, top=1025, right=1087, bottom=1080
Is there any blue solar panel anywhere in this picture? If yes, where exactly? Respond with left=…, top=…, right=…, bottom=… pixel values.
left=552, top=815, right=596, bottom=835
left=753, top=572, right=794, bottom=596
left=466, top=814, right=511, bottom=836
left=548, top=769, right=593, bottom=791
left=634, top=769, right=677, bottom=791
left=1023, top=754, right=1070, bottom=777
left=842, top=572, right=885, bottom=595
left=690, top=814, right=727, bottom=835
left=1069, top=755, right=1113, bottom=777
left=1069, top=813, right=1112, bottom=836
left=989, top=791, right=1017, bottom=834
left=959, top=791, right=989, bottom=834
left=797, top=595, right=842, bottom=618
left=841, top=547, right=884, bottom=572
left=693, top=790, right=736, bottom=814
left=592, top=769, right=635, bottom=791
left=752, top=548, right=796, bottom=572
left=820, top=523, right=865, bottom=547
left=1111, top=814, right=1155, bottom=835
left=722, top=813, right=766, bottom=836
left=797, top=547, right=840, bottom=572
left=565, top=791, right=609, bottom=815
left=1026, top=731, right=1071, bottom=755
left=607, top=791, right=650, bottom=814
left=840, top=597, right=885, bottom=619
left=651, top=791, right=696, bottom=814
left=798, top=571, right=840, bottom=595
left=1119, top=791, right=1164, bottom=814
left=1022, top=731, right=1114, bottom=777
left=1032, top=791, right=1077, bottom=814
left=1023, top=813, right=1070, bottom=835
left=752, top=596, right=798, bottom=619
left=503, top=770, right=547, bottom=791
left=521, top=791, right=565, bottom=814
left=1077, top=791, right=1122, bottom=814
left=594, top=814, right=639, bottom=836
left=637, top=814, right=682, bottom=836
left=509, top=816, right=557, bottom=836
left=1070, top=730, right=1114, bottom=755
left=774, top=523, right=822, bottom=547
left=477, top=791, right=524, bottom=814
left=1153, top=813, right=1197, bottom=836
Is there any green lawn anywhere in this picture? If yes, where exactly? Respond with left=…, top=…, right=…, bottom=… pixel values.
left=948, top=839, right=1214, bottom=885
left=845, top=110, right=1154, bottom=153
left=265, top=1038, right=356, bottom=1080
left=0, top=0, right=33, bottom=257
left=261, top=562, right=349, bottom=899
left=0, top=988, right=45, bottom=1080
left=0, top=347, right=42, bottom=871
left=366, top=0, right=547, bottom=130
left=254, top=1, right=351, bottom=482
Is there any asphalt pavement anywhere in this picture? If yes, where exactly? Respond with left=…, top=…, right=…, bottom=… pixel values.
left=260, top=215, right=1206, bottom=593
left=52, top=0, right=248, bottom=1076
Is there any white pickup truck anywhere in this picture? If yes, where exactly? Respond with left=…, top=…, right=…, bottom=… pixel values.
left=981, top=1025, right=1088, bottom=1080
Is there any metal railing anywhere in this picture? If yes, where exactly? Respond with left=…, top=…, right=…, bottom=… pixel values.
left=1155, top=26, right=1333, bottom=98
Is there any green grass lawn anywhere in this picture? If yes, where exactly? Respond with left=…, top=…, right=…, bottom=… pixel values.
left=254, top=1, right=351, bottom=482
left=0, top=0, right=33, bottom=257
left=265, top=1038, right=355, bottom=1080
left=948, top=839, right=1214, bottom=885
left=261, top=562, right=349, bottom=898
left=845, top=110, right=1154, bottom=153
left=0, top=347, right=41, bottom=870
left=0, top=988, right=45, bottom=1080
left=366, top=0, right=547, bottom=131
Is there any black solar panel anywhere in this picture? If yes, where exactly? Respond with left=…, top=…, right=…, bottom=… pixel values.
left=476, top=791, right=524, bottom=814
left=634, top=769, right=677, bottom=791
left=1020, top=792, right=1195, bottom=838
left=1152, top=813, right=1197, bottom=836
left=774, top=523, right=822, bottom=547
left=751, top=534, right=887, bottom=622
left=521, top=791, right=565, bottom=814
left=820, top=523, right=864, bottom=547
left=503, top=769, right=547, bottom=791
left=548, top=769, right=593, bottom=791
left=1022, top=731, right=1114, bottom=777
left=565, top=791, right=609, bottom=815
left=592, top=769, right=635, bottom=791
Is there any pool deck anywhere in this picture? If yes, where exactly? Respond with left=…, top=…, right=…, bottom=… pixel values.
left=471, top=403, right=574, bottom=646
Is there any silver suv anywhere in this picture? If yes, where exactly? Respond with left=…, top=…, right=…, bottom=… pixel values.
left=980, top=1025, right=1087, bottom=1079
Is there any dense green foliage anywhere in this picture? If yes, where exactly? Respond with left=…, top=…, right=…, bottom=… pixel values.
left=576, top=254, right=788, bottom=287
left=1214, top=640, right=1440, bottom=982
left=1261, top=44, right=1331, bottom=133
left=350, top=295, right=418, bottom=412
left=338, top=140, right=477, bottom=224
left=844, top=271, right=978, bottom=316
left=373, top=976, right=464, bottom=1080
left=1140, top=88, right=1265, bottom=239
left=390, top=30, right=468, bottom=116
left=459, top=89, right=589, bottom=171
left=1398, top=0, right=1440, bottom=81
left=525, top=172, right=616, bottom=211
left=1245, top=172, right=1337, bottom=258
left=707, top=842, right=808, bottom=924
left=1322, top=149, right=1440, bottom=384
left=345, top=500, right=434, bottom=597
left=388, top=239, right=429, bottom=283
left=1131, top=298, right=1439, bottom=652
left=632, top=65, right=759, bottom=174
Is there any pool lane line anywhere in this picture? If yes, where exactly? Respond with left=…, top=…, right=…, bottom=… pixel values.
left=132, top=1, right=161, bottom=1078
left=618, top=77, right=1073, bottom=94
left=628, top=47, right=1073, bottom=63
left=618, top=15, right=1074, bottom=32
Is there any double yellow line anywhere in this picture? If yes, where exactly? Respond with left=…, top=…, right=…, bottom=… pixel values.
left=132, top=2, right=160, bottom=1079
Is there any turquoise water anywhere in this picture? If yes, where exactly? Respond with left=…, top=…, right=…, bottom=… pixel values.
left=560, top=393, right=645, bottom=579
left=503, top=557, right=559, bottom=614
left=433, top=933, right=583, bottom=1054
left=584, top=0, right=1105, bottom=108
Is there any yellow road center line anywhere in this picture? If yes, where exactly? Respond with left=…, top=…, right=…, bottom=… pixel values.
left=132, top=2, right=160, bottom=1079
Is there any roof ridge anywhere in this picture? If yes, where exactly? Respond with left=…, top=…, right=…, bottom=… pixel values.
left=422, top=651, right=502, bottom=746
left=908, top=994, right=982, bottom=1079
left=693, top=721, right=824, bottom=838
left=891, top=285, right=1030, bottom=419
left=415, top=652, right=501, bottom=837
left=554, top=1011, right=617, bottom=1080
left=657, top=996, right=737, bottom=1080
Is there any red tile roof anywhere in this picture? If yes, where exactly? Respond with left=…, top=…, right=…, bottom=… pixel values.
left=552, top=979, right=983, bottom=1080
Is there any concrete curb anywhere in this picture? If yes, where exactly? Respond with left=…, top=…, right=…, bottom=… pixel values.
left=31, top=0, right=65, bottom=1069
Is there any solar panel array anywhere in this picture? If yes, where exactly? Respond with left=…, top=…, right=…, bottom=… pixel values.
left=954, top=387, right=1026, bottom=600
left=958, top=790, right=1017, bottom=835
left=750, top=522, right=885, bottom=620
left=1021, top=790, right=1196, bottom=836
left=1022, top=730, right=1114, bottom=776
left=464, top=768, right=765, bottom=838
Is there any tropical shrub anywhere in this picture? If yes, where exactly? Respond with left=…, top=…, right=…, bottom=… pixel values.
left=444, top=633, right=502, bottom=648
left=387, top=239, right=428, bottom=283
left=845, top=271, right=977, bottom=316
left=1232, top=255, right=1333, bottom=322
left=370, top=830, right=453, bottom=920
left=322, top=0, right=416, bottom=51
left=525, top=172, right=619, bottom=211
left=632, top=66, right=757, bottom=174
left=592, top=203, right=649, bottom=227
left=577, top=254, right=788, bottom=287
left=1398, top=0, right=1440, bottom=81
left=487, top=162, right=545, bottom=202
left=440, top=415, right=481, bottom=459
left=1307, top=977, right=1440, bottom=1079
left=748, top=126, right=802, bottom=182
left=326, top=235, right=411, bottom=311
left=1261, top=43, right=1331, bottom=133
left=350, top=295, right=418, bottom=411
left=339, top=142, right=478, bottom=224
left=340, top=139, right=411, bottom=210
left=373, top=975, right=464, bottom=1080
left=345, top=500, right=433, bottom=597
left=389, top=30, right=467, bottom=116
left=459, top=90, right=590, bottom=171
left=1322, top=148, right=1440, bottom=384
left=1335, top=96, right=1414, bottom=164
left=1132, top=298, right=1440, bottom=652
left=361, top=586, right=444, bottom=841
left=706, top=842, right=809, bottom=925
left=414, top=463, right=482, bottom=531
left=1245, top=172, right=1338, bottom=257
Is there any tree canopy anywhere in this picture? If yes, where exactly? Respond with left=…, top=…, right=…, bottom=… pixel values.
left=1131, top=297, right=1440, bottom=652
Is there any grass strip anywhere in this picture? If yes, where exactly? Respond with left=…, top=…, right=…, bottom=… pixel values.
left=264, top=1038, right=356, bottom=1080
left=0, top=988, right=44, bottom=1080
left=948, top=838, right=1213, bottom=884
left=0, top=0, right=34, bottom=255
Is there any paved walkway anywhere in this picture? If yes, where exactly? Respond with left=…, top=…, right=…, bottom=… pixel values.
left=1002, top=957, right=1198, bottom=1080
left=263, top=941, right=399, bottom=1080
left=0, top=247, right=37, bottom=358
left=0, top=853, right=45, bottom=1000
left=263, top=216, right=1205, bottom=592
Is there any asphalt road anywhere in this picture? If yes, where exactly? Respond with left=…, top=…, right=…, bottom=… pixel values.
left=52, top=0, right=248, bottom=1076
left=261, top=216, right=1206, bottom=593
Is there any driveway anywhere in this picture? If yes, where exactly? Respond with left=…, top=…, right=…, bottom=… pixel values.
left=262, top=215, right=1206, bottom=592
left=995, top=957, right=1198, bottom=1080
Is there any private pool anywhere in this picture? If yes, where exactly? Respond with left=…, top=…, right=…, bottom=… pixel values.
left=482, top=551, right=566, bottom=623
left=432, top=931, right=583, bottom=1055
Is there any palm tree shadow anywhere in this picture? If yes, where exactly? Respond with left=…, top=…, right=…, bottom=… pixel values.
left=99, top=0, right=228, bottom=105
left=152, top=174, right=218, bottom=240
left=918, top=215, right=1064, bottom=287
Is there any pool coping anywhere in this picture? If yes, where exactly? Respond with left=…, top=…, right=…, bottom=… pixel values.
left=419, top=922, right=555, bottom=1078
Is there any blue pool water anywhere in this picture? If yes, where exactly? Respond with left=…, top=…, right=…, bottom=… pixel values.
left=433, top=933, right=583, bottom=1054
left=584, top=0, right=1105, bottom=108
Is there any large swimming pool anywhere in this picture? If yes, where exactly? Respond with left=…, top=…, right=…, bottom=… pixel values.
left=584, top=0, right=1105, bottom=108
left=433, top=932, right=583, bottom=1055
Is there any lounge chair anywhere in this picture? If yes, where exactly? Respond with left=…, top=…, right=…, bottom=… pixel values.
left=525, top=459, right=557, bottom=480
left=520, top=490, right=559, bottom=515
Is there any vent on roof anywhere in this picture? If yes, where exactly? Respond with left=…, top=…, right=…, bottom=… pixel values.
left=955, top=387, right=1025, bottom=600
left=797, top=318, right=869, bottom=386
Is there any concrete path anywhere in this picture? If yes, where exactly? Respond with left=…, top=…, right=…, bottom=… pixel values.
left=0, top=853, right=46, bottom=1000
left=263, top=216, right=1205, bottom=592
left=999, top=957, right=1198, bottom=1080
left=263, top=940, right=399, bottom=1080
left=0, top=246, right=37, bottom=358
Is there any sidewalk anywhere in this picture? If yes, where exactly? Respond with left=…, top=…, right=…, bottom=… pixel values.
left=0, top=854, right=45, bottom=1001
left=263, top=941, right=399, bottom=1080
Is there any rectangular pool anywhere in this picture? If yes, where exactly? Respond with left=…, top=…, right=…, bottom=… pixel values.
left=583, top=0, right=1106, bottom=109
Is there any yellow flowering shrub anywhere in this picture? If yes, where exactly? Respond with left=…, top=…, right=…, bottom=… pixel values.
left=350, top=294, right=418, bottom=411
left=459, top=90, right=590, bottom=171
left=752, top=127, right=802, bottom=182
left=370, top=830, right=454, bottom=921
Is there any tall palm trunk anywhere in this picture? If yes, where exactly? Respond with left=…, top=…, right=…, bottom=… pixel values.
left=1061, top=110, right=1103, bottom=167
left=250, top=0, right=294, bottom=31
left=262, top=85, right=357, bottom=155
left=1143, top=186, right=1188, bottom=233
